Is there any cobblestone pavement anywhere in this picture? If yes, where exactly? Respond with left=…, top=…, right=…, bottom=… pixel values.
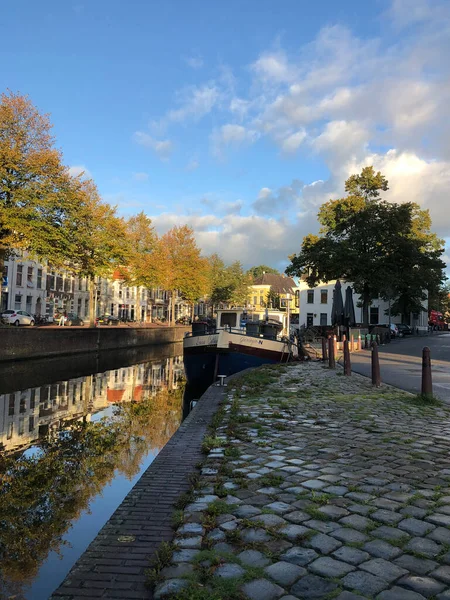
left=153, top=362, right=450, bottom=600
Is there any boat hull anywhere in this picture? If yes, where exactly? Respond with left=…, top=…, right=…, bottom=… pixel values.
left=183, top=333, right=219, bottom=385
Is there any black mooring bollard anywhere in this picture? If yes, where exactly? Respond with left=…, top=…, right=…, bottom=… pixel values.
left=421, top=346, right=433, bottom=398
left=343, top=340, right=351, bottom=376
left=328, top=336, right=335, bottom=369
left=371, top=342, right=381, bottom=387
left=322, top=337, right=328, bottom=361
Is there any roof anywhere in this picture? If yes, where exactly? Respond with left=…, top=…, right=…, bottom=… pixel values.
left=252, top=273, right=296, bottom=294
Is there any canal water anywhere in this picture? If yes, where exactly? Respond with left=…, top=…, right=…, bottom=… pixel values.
left=0, top=342, right=208, bottom=600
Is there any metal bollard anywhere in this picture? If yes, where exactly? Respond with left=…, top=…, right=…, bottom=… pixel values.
left=328, top=335, right=335, bottom=369
left=358, top=335, right=362, bottom=351
left=343, top=340, right=351, bottom=376
left=333, top=335, right=337, bottom=359
left=364, top=335, right=368, bottom=350
left=322, top=337, right=328, bottom=361
left=371, top=342, right=381, bottom=387
left=342, top=334, right=346, bottom=342
left=421, top=346, right=433, bottom=398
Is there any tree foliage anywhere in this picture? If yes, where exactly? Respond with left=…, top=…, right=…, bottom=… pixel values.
left=0, top=92, right=77, bottom=270
left=286, top=166, right=446, bottom=325
left=247, top=264, right=279, bottom=280
left=124, top=212, right=159, bottom=288
left=208, top=258, right=251, bottom=307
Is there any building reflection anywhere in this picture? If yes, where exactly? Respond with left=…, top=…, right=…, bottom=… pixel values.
left=0, top=355, right=185, bottom=454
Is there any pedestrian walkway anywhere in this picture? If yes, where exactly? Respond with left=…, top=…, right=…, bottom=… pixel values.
left=154, top=362, right=450, bottom=599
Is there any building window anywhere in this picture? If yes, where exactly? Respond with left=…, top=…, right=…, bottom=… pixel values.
left=30, top=389, right=36, bottom=410
left=7, top=423, right=13, bottom=440
left=306, top=313, right=314, bottom=327
left=37, top=269, right=42, bottom=289
left=119, top=289, right=122, bottom=298
left=307, top=290, right=314, bottom=304
left=320, top=290, right=328, bottom=304
left=27, top=266, right=33, bottom=287
left=18, top=419, right=24, bottom=436
left=16, top=264, right=23, bottom=286
left=3, top=265, right=8, bottom=278
left=19, top=394, right=26, bottom=413
left=320, top=313, right=327, bottom=326
left=111, top=303, right=114, bottom=315
left=253, top=296, right=257, bottom=305
left=50, top=272, right=56, bottom=290
left=14, top=294, right=22, bottom=310
left=8, top=394, right=15, bottom=416
left=29, top=416, right=35, bottom=432
left=370, top=306, right=379, bottom=325
left=84, top=298, right=89, bottom=316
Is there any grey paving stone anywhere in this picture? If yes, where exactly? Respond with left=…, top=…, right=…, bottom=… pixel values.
left=301, top=479, right=328, bottom=490
left=309, top=533, right=342, bottom=554
left=251, top=513, right=286, bottom=527
left=154, top=578, right=188, bottom=599
left=427, top=526, right=450, bottom=545
left=324, top=485, right=349, bottom=496
left=281, top=546, right=318, bottom=566
left=220, top=520, right=238, bottom=532
left=291, top=574, right=338, bottom=599
left=264, top=561, right=306, bottom=586
left=394, top=555, right=439, bottom=576
left=318, top=505, right=349, bottom=519
left=437, top=592, right=450, bottom=600
left=405, top=537, right=443, bottom=558
left=265, top=501, right=293, bottom=514
left=400, top=506, right=428, bottom=519
left=372, top=498, right=403, bottom=511
left=238, top=549, right=271, bottom=568
left=241, top=578, right=285, bottom=600
left=177, top=522, right=204, bottom=535
left=430, top=566, right=450, bottom=584
left=304, top=519, right=340, bottom=533
left=309, top=556, right=356, bottom=578
left=266, top=461, right=286, bottom=468
left=363, top=539, right=403, bottom=560
left=339, top=514, right=374, bottom=531
left=348, top=503, right=375, bottom=516
left=426, top=513, right=450, bottom=527
left=373, top=525, right=411, bottom=543
left=376, top=586, right=428, bottom=600
left=213, top=542, right=236, bottom=553
left=284, top=510, right=310, bottom=523
left=176, top=536, right=202, bottom=548
left=398, top=575, right=446, bottom=597
left=280, top=524, right=311, bottom=541
left=360, top=558, right=408, bottom=583
left=172, top=549, right=200, bottom=562
left=333, top=546, right=371, bottom=565
left=336, top=593, right=367, bottom=600
left=398, top=518, right=435, bottom=536
left=258, top=487, right=282, bottom=495
left=208, top=528, right=226, bottom=541
left=241, top=527, right=272, bottom=543
left=234, top=505, right=263, bottom=518
left=342, top=571, right=390, bottom=596
left=372, top=509, right=404, bottom=525
left=332, top=527, right=368, bottom=544
left=214, top=563, right=245, bottom=578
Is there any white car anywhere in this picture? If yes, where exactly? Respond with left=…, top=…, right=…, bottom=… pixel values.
left=1, top=310, right=35, bottom=326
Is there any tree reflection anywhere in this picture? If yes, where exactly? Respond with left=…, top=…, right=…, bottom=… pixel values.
left=0, top=383, right=184, bottom=595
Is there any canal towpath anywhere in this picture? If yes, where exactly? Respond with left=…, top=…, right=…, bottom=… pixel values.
left=52, top=361, right=450, bottom=599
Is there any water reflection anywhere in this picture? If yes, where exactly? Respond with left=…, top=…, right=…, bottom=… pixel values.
left=0, top=345, right=195, bottom=600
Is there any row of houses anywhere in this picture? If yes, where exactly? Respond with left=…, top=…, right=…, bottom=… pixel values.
left=1, top=255, right=428, bottom=329
left=1, top=254, right=189, bottom=322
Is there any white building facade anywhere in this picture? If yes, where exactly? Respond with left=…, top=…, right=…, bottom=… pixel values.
left=298, top=279, right=428, bottom=331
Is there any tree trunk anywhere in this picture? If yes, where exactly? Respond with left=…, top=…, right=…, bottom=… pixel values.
left=88, top=277, right=96, bottom=327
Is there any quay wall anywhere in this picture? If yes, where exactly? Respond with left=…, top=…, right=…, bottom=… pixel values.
left=0, top=326, right=189, bottom=362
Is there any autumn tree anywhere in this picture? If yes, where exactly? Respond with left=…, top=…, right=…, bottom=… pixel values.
left=157, top=225, right=209, bottom=325
left=0, top=92, right=78, bottom=273
left=286, top=166, right=446, bottom=326
left=207, top=257, right=251, bottom=307
left=66, top=178, right=130, bottom=326
left=124, top=212, right=159, bottom=287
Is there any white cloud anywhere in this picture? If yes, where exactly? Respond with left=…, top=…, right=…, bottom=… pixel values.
left=252, top=50, right=296, bottom=83
left=252, top=180, right=304, bottom=216
left=183, top=54, right=204, bottom=69
left=280, top=130, right=307, bottom=154
left=133, top=132, right=173, bottom=160
left=167, top=84, right=219, bottom=123
left=68, top=165, right=91, bottom=178
left=132, top=172, right=149, bottom=182
left=211, top=124, right=259, bottom=158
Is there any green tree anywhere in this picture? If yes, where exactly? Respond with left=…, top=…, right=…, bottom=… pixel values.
left=247, top=265, right=279, bottom=280
left=266, top=289, right=281, bottom=309
left=123, top=212, right=159, bottom=288
left=67, top=178, right=130, bottom=326
left=227, top=261, right=252, bottom=305
left=286, top=167, right=446, bottom=326
left=428, top=282, right=450, bottom=320
left=0, top=92, right=78, bottom=273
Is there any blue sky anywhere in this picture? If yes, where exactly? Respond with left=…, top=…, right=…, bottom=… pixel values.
left=2, top=0, right=449, bottom=269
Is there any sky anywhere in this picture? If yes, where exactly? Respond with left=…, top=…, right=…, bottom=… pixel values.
left=2, top=0, right=450, bottom=271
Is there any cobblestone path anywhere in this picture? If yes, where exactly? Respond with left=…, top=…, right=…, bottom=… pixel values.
left=153, top=362, right=450, bottom=600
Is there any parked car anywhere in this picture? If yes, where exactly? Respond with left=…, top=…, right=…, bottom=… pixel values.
left=369, top=323, right=399, bottom=338
left=1, top=310, right=35, bottom=326
left=54, top=312, right=84, bottom=326
left=396, top=323, right=412, bottom=336
left=96, top=314, right=120, bottom=326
